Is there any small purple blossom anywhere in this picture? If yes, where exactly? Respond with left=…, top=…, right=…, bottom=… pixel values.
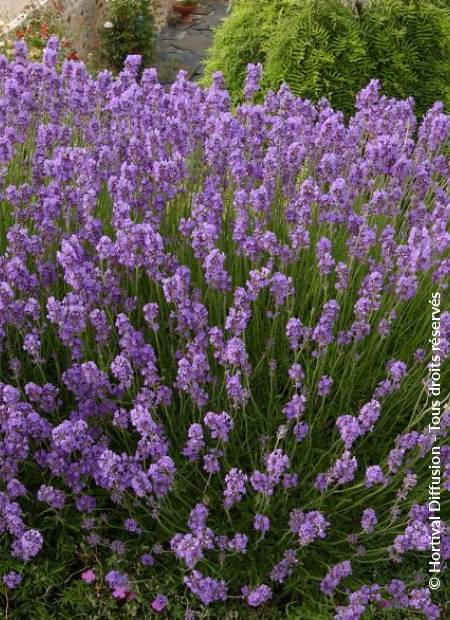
left=151, top=593, right=168, bottom=613
left=141, top=553, right=155, bottom=567
left=253, top=513, right=270, bottom=535
left=184, top=571, right=227, bottom=606
left=289, top=510, right=330, bottom=546
left=203, top=411, right=233, bottom=442
left=3, top=571, right=22, bottom=589
left=320, top=560, right=352, bottom=596
left=242, top=584, right=272, bottom=607
left=224, top=468, right=247, bottom=509
left=361, top=508, right=378, bottom=534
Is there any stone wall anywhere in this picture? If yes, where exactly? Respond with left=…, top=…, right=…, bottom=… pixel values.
left=0, top=0, right=30, bottom=23
left=57, top=0, right=105, bottom=59
left=151, top=0, right=173, bottom=30
left=53, top=0, right=174, bottom=58
left=3, top=0, right=174, bottom=60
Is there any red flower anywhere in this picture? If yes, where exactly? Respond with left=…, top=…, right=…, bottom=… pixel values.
left=40, top=23, right=49, bottom=40
left=67, top=51, right=79, bottom=61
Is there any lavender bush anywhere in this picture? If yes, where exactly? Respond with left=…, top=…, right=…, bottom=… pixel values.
left=0, top=40, right=449, bottom=618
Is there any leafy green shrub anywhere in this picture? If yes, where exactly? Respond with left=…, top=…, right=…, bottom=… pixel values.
left=360, top=0, right=450, bottom=113
left=101, top=0, right=155, bottom=72
left=262, top=0, right=373, bottom=113
left=204, top=0, right=450, bottom=115
left=201, top=0, right=272, bottom=100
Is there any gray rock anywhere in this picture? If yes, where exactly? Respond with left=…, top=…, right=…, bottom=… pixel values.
left=193, top=5, right=213, bottom=15
left=153, top=1, right=228, bottom=85
left=171, top=32, right=210, bottom=54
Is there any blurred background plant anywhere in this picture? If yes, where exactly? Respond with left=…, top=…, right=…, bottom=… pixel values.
left=100, top=0, right=156, bottom=73
left=0, top=4, right=79, bottom=63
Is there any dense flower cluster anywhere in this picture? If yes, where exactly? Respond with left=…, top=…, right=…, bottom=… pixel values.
left=0, top=39, right=449, bottom=617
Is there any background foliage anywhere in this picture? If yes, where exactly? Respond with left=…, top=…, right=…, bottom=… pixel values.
left=204, top=0, right=450, bottom=115
left=101, top=0, right=155, bottom=72
left=0, top=7, right=79, bottom=65
left=360, top=0, right=450, bottom=114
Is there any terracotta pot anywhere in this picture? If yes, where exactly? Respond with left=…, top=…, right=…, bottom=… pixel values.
left=173, top=2, right=198, bottom=16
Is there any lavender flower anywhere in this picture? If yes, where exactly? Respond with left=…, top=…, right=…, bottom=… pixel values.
left=184, top=571, right=227, bottom=605
left=320, top=560, right=352, bottom=596
left=3, top=571, right=22, bottom=589
left=203, top=411, right=233, bottom=442
left=224, top=468, right=247, bottom=509
left=361, top=508, right=378, bottom=534
left=0, top=47, right=448, bottom=618
left=151, top=593, right=168, bottom=612
left=242, top=584, right=272, bottom=607
left=253, top=514, right=270, bottom=536
left=289, top=510, right=330, bottom=546
left=243, top=63, right=263, bottom=101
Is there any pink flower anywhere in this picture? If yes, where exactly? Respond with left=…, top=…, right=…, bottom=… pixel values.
left=151, top=593, right=168, bottom=612
left=112, top=586, right=128, bottom=599
left=81, top=569, right=96, bottom=584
